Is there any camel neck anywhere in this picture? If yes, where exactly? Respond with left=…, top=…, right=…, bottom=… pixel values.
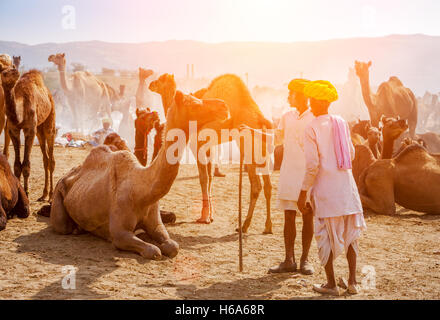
left=2, top=85, right=18, bottom=124
left=160, top=90, right=175, bottom=117
left=136, top=78, right=146, bottom=108
left=140, top=123, right=187, bottom=205
left=368, top=140, right=379, bottom=159
left=358, top=73, right=378, bottom=125
left=58, top=67, right=70, bottom=94
left=381, top=138, right=394, bottom=159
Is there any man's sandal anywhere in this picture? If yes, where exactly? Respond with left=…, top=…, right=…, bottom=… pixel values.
left=300, top=261, right=315, bottom=275
left=268, top=262, right=297, bottom=274
left=312, top=284, right=340, bottom=296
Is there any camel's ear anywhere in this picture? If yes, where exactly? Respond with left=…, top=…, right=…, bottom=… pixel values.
left=171, top=74, right=175, bottom=80
left=136, top=108, right=142, bottom=118
left=175, top=90, right=184, bottom=107
left=368, top=61, right=372, bottom=67
left=61, top=53, right=65, bottom=57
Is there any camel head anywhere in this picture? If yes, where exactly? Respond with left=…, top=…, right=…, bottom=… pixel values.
left=351, top=119, right=371, bottom=140
left=381, top=116, right=408, bottom=141
left=354, top=60, right=372, bottom=78
left=103, top=133, right=130, bottom=151
left=367, top=127, right=381, bottom=145
left=167, top=90, right=228, bottom=133
left=48, top=53, right=66, bottom=69
left=13, top=56, right=21, bottom=69
left=0, top=67, right=20, bottom=90
left=135, top=108, right=160, bottom=135
left=149, top=73, right=176, bottom=96
left=139, top=67, right=153, bottom=81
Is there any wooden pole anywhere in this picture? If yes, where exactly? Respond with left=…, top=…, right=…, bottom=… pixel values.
left=238, top=137, right=244, bottom=272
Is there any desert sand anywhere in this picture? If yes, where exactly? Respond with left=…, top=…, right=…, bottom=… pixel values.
left=0, top=145, right=439, bottom=300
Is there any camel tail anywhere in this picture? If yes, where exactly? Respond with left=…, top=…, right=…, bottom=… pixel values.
left=37, top=204, right=51, bottom=217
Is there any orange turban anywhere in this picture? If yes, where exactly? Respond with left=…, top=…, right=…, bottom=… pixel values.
left=304, top=80, right=338, bottom=102
left=288, top=78, right=310, bottom=93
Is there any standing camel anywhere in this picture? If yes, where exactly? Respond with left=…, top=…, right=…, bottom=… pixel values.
left=48, top=53, right=112, bottom=132
left=150, top=74, right=274, bottom=233
left=47, top=91, right=228, bottom=259
left=136, top=67, right=154, bottom=108
left=0, top=67, right=56, bottom=200
left=0, top=54, right=13, bottom=157
left=354, top=60, right=418, bottom=138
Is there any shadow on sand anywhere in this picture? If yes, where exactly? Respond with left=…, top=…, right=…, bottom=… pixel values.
left=13, top=217, right=151, bottom=299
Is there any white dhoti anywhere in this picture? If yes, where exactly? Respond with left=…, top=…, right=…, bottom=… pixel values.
left=314, top=212, right=366, bottom=266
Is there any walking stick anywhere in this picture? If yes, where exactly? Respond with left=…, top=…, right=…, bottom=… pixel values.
left=238, top=136, right=244, bottom=272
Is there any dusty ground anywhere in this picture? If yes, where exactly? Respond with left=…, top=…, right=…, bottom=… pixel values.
left=0, top=145, right=439, bottom=300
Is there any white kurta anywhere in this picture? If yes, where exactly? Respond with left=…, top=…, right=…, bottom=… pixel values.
left=301, top=114, right=363, bottom=218
left=278, top=109, right=315, bottom=210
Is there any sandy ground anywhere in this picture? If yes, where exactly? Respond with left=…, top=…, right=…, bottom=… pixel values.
left=0, top=145, right=439, bottom=300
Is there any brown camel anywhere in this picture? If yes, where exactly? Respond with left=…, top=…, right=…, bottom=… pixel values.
left=194, top=75, right=274, bottom=232
left=48, top=91, right=228, bottom=259
left=359, top=144, right=440, bottom=215
left=150, top=74, right=274, bottom=232
left=0, top=54, right=13, bottom=157
left=0, top=154, right=30, bottom=231
left=12, top=56, right=21, bottom=70
left=134, top=108, right=159, bottom=166
left=48, top=53, right=112, bottom=132
left=352, top=117, right=407, bottom=185
left=1, top=67, right=56, bottom=200
left=354, top=60, right=418, bottom=138
left=136, top=67, right=154, bottom=108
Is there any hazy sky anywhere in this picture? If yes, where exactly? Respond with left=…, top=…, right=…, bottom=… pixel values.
left=1, top=0, right=440, bottom=44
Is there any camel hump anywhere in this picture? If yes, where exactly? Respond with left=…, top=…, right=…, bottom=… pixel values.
left=388, top=76, right=403, bottom=87
left=395, top=144, right=430, bottom=162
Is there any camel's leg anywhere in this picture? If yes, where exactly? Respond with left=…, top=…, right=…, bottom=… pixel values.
left=9, top=127, right=22, bottom=181
left=49, top=183, right=77, bottom=235
left=360, top=170, right=396, bottom=215
left=207, top=160, right=214, bottom=222
left=10, top=179, right=30, bottom=219
left=196, top=159, right=211, bottom=224
left=36, top=128, right=49, bottom=201
left=109, top=208, right=162, bottom=260
left=262, top=174, right=273, bottom=234
left=141, top=205, right=179, bottom=258
left=241, top=164, right=262, bottom=233
left=3, top=124, right=10, bottom=159
left=0, top=205, right=6, bottom=231
left=44, top=121, right=56, bottom=200
left=21, top=128, right=35, bottom=197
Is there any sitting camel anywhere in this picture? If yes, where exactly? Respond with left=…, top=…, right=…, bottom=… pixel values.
left=359, top=144, right=440, bottom=215
left=48, top=91, right=228, bottom=259
left=352, top=117, right=408, bottom=185
left=0, top=154, right=30, bottom=231
left=1, top=67, right=56, bottom=200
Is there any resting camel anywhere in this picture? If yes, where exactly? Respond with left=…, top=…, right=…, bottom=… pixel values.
left=48, top=91, right=228, bottom=259
left=48, top=53, right=112, bottom=132
left=136, top=67, right=154, bottom=108
left=354, top=60, right=418, bottom=138
left=0, top=154, right=30, bottom=231
left=1, top=67, right=56, bottom=200
left=352, top=117, right=408, bottom=185
left=359, top=144, right=440, bottom=215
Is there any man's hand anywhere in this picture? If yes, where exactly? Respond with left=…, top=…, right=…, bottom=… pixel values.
left=298, top=190, right=313, bottom=216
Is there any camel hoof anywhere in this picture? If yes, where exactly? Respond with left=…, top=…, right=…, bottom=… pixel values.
left=263, top=229, right=273, bottom=235
left=196, top=217, right=211, bottom=224
left=160, top=240, right=179, bottom=258
left=141, top=246, right=162, bottom=260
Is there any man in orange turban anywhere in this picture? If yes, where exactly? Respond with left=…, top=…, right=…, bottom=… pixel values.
left=266, top=78, right=315, bottom=275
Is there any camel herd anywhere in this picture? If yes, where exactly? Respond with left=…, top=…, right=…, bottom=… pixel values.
left=0, top=52, right=439, bottom=259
